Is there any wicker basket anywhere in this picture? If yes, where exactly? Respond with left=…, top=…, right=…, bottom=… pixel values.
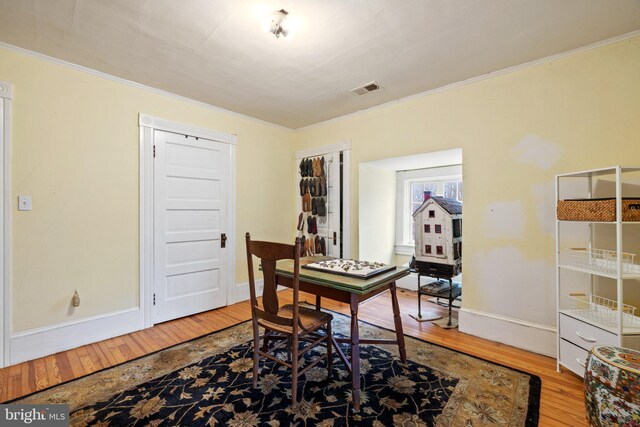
left=557, top=198, right=640, bottom=222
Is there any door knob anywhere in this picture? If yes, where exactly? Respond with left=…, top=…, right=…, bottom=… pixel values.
left=221, top=233, right=227, bottom=248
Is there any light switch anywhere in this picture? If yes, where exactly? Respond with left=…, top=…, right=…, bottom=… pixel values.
left=18, top=196, right=32, bottom=211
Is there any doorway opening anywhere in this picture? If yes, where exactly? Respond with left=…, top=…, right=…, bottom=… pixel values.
left=358, top=148, right=463, bottom=310
left=295, top=141, right=352, bottom=260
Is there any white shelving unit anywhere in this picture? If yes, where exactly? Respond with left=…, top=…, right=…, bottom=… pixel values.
left=556, top=166, right=640, bottom=377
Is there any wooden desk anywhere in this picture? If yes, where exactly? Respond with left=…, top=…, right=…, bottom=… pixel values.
left=275, top=256, right=409, bottom=412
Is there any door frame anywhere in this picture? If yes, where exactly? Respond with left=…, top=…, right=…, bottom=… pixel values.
left=0, top=81, right=11, bottom=368
left=295, top=141, right=351, bottom=258
left=139, top=114, right=237, bottom=328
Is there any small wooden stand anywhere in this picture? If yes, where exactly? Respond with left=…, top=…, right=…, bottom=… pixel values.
left=416, top=275, right=461, bottom=328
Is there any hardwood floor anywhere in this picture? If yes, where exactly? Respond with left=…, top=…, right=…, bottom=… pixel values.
left=0, top=289, right=586, bottom=425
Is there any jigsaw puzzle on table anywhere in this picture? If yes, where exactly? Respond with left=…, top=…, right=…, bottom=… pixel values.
left=302, top=259, right=396, bottom=279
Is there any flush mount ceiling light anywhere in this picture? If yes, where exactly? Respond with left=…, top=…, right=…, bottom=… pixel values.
left=262, top=9, right=290, bottom=39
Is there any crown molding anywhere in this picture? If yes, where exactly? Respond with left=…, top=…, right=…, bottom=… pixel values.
left=1, top=28, right=639, bottom=133
left=0, top=42, right=292, bottom=132
left=296, top=30, right=640, bottom=132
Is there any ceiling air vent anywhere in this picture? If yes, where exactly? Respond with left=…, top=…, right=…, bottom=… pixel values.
left=349, top=81, right=381, bottom=96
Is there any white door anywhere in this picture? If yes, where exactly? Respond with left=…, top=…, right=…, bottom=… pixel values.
left=154, top=130, right=230, bottom=323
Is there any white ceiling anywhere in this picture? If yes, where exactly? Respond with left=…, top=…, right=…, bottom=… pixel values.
left=0, top=1, right=639, bottom=129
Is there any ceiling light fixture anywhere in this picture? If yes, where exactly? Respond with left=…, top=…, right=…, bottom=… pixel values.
left=262, top=9, right=290, bottom=39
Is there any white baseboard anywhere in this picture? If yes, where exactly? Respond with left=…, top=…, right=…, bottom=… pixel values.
left=10, top=307, right=144, bottom=365
left=458, top=308, right=556, bottom=357
left=9, top=279, right=267, bottom=366
left=228, top=279, right=264, bottom=305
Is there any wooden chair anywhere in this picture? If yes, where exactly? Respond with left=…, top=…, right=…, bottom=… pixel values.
left=245, top=233, right=333, bottom=407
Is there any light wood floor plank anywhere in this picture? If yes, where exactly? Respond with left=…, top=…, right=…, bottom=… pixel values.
left=63, top=349, right=86, bottom=380
left=32, top=359, right=49, bottom=391
left=54, top=353, right=75, bottom=383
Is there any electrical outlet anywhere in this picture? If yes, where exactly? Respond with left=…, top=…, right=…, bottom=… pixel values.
left=18, top=195, right=32, bottom=211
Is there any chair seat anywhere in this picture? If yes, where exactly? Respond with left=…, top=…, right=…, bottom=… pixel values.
left=259, top=304, right=332, bottom=334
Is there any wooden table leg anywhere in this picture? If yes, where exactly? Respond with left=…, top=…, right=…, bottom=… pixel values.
left=315, top=295, right=322, bottom=311
left=390, top=282, right=407, bottom=363
left=350, top=294, right=361, bottom=413
left=417, top=273, right=422, bottom=318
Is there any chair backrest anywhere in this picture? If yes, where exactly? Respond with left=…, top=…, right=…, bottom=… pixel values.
left=245, top=233, right=302, bottom=330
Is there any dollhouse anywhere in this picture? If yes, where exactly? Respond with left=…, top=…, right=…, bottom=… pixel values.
left=412, top=193, right=462, bottom=277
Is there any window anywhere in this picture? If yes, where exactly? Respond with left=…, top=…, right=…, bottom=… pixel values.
left=436, top=246, right=443, bottom=255
left=410, top=182, right=437, bottom=215
left=425, top=245, right=431, bottom=254
left=424, top=224, right=430, bottom=233
left=394, top=164, right=462, bottom=255
left=410, top=179, right=463, bottom=216
left=428, top=210, right=435, bottom=218
left=444, top=180, right=462, bottom=200
left=435, top=224, right=442, bottom=233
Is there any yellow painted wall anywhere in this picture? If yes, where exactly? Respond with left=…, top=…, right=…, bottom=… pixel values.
left=1, top=47, right=295, bottom=333
left=295, top=36, right=640, bottom=327
left=3, top=35, right=640, bottom=337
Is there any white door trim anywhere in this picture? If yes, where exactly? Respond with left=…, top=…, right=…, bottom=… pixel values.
left=0, top=81, right=12, bottom=367
left=139, top=114, right=237, bottom=328
left=139, top=115, right=237, bottom=145
left=295, top=141, right=351, bottom=258
left=342, top=149, right=352, bottom=258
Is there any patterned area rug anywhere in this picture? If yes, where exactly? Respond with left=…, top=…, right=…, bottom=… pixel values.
left=14, top=310, right=540, bottom=426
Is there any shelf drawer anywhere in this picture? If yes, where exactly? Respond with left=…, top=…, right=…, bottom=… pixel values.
left=559, top=339, right=589, bottom=377
left=559, top=313, right=617, bottom=350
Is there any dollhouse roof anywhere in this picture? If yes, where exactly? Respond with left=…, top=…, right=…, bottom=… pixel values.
left=413, top=196, right=462, bottom=217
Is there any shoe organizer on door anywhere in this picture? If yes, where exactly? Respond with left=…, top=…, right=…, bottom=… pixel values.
left=296, top=153, right=342, bottom=258
left=556, top=166, right=640, bottom=378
